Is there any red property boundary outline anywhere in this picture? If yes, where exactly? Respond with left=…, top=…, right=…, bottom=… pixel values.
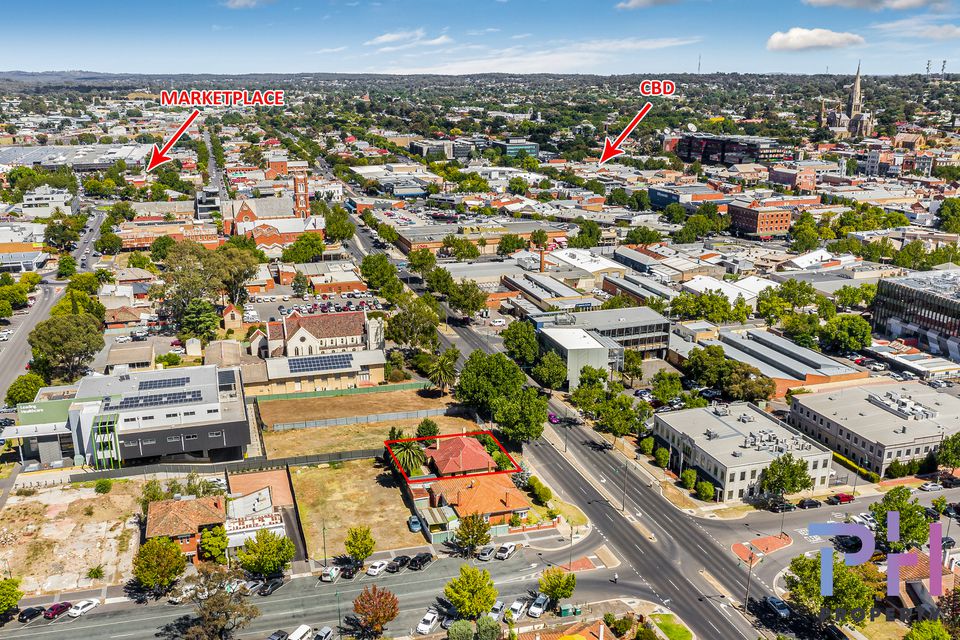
left=384, top=430, right=521, bottom=485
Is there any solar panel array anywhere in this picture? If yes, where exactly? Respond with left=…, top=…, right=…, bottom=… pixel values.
left=106, top=389, right=202, bottom=411
left=288, top=353, right=354, bottom=374
left=138, top=377, right=190, bottom=392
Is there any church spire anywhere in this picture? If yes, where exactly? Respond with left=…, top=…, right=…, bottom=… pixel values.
left=848, top=61, right=863, bottom=117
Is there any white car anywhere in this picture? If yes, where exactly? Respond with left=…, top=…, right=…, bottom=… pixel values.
left=416, top=610, right=439, bottom=634
left=169, top=347, right=186, bottom=355
left=494, top=543, right=517, bottom=560
left=527, top=593, right=549, bottom=618
left=508, top=599, right=526, bottom=620
left=115, top=336, right=131, bottom=343
left=488, top=601, right=505, bottom=621
left=490, top=318, right=506, bottom=327
left=921, top=482, right=944, bottom=492
left=68, top=598, right=100, bottom=617
left=366, top=560, right=389, bottom=576
left=0, top=335, right=8, bottom=342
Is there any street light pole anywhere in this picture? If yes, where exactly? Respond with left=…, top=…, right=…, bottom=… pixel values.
left=336, top=590, right=343, bottom=639
left=779, top=489, right=787, bottom=539
left=742, top=553, right=757, bottom=613
left=322, top=519, right=328, bottom=568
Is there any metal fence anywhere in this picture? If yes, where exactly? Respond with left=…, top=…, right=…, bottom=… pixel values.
left=255, top=381, right=429, bottom=403
left=67, top=448, right=382, bottom=482
left=272, top=407, right=451, bottom=431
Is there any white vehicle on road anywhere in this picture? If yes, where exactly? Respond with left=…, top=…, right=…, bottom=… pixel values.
left=115, top=336, right=131, bottom=343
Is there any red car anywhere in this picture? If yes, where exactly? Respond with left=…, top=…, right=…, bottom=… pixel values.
left=44, top=602, right=71, bottom=619
left=170, top=339, right=183, bottom=347
left=826, top=493, right=855, bottom=505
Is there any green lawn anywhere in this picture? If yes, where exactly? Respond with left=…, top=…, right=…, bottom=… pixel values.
left=0, top=462, right=14, bottom=480
left=650, top=614, right=692, bottom=640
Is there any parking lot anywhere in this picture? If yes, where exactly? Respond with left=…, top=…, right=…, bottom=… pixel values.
left=242, top=288, right=384, bottom=324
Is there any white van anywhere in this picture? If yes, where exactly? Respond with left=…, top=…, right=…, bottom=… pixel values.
left=288, top=625, right=314, bottom=640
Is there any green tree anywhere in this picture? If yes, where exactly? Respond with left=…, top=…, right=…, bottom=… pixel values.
left=291, top=272, right=309, bottom=298
left=181, top=299, right=220, bottom=343
left=150, top=235, right=175, bottom=261
left=600, top=294, right=636, bottom=311
left=386, top=295, right=439, bottom=351
left=426, top=267, right=455, bottom=296
left=568, top=219, right=601, bottom=249
left=344, top=526, right=376, bottom=564
left=539, top=566, right=576, bottom=605
left=5, top=373, right=45, bottom=405
left=322, top=206, right=356, bottom=243
left=621, top=350, right=644, bottom=387
left=133, top=537, right=186, bottom=593
left=448, top=280, right=488, bottom=318
left=456, top=351, right=525, bottom=415
left=626, top=226, right=662, bottom=245
left=280, top=233, right=326, bottom=263
left=695, top=480, right=715, bottom=501
left=455, top=514, right=491, bottom=557
left=759, top=453, right=815, bottom=496
left=791, top=225, right=820, bottom=252
left=444, top=565, right=498, bottom=620
left=785, top=553, right=873, bottom=624
left=448, top=620, right=474, bottom=640
left=662, top=203, right=687, bottom=224
left=427, top=348, right=459, bottom=395
left=200, top=525, right=229, bottom=564
left=95, top=232, right=122, bottom=255
left=533, top=350, right=567, bottom=390
left=683, top=345, right=728, bottom=388
left=28, top=314, right=103, bottom=379
left=756, top=288, right=790, bottom=325
left=904, top=620, right=951, bottom=640
left=408, top=248, right=437, bottom=275
left=869, top=486, right=929, bottom=552
left=834, top=285, right=863, bottom=310
left=361, top=254, right=397, bottom=289
left=723, top=362, right=775, bottom=402
left=353, top=585, right=399, bottom=638
left=938, top=432, right=960, bottom=474
left=819, top=314, right=872, bottom=353
left=391, top=439, right=426, bottom=476
left=681, top=469, right=697, bottom=490
left=178, top=563, right=260, bottom=640
left=654, top=447, right=670, bottom=468
left=497, top=234, right=526, bottom=255
left=651, top=370, right=682, bottom=405
left=501, top=320, right=539, bottom=366
left=530, top=229, right=548, bottom=248
left=237, top=529, right=295, bottom=577
left=416, top=418, right=440, bottom=445
left=0, top=578, right=23, bottom=616
left=57, top=255, right=77, bottom=278
left=779, top=279, right=817, bottom=310
left=781, top=313, right=820, bottom=350
left=492, top=386, right=548, bottom=442
left=639, top=437, right=655, bottom=455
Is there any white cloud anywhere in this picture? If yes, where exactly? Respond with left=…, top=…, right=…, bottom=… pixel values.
left=766, top=27, right=865, bottom=50
left=511, top=33, right=533, bottom=39
left=312, top=46, right=348, bottom=54
left=466, top=28, right=500, bottom=36
left=380, top=36, right=698, bottom=75
left=873, top=13, right=960, bottom=38
left=616, top=0, right=679, bottom=8
left=222, top=0, right=272, bottom=8
left=802, top=0, right=942, bottom=8
left=377, top=34, right=453, bottom=53
left=364, top=28, right=424, bottom=46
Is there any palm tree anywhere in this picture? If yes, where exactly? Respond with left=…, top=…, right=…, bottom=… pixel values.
left=391, top=440, right=425, bottom=476
left=427, top=349, right=458, bottom=395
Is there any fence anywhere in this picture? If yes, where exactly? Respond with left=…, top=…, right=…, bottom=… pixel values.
left=272, top=407, right=452, bottom=431
left=255, top=381, right=429, bottom=403
left=66, top=448, right=382, bottom=482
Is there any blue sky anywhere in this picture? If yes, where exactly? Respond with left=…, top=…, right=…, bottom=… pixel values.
left=2, top=0, right=958, bottom=75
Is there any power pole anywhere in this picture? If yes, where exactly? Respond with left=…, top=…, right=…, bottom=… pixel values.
left=322, top=519, right=328, bottom=567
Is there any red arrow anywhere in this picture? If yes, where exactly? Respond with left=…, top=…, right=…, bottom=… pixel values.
left=146, top=109, right=201, bottom=172
left=598, top=101, right=653, bottom=166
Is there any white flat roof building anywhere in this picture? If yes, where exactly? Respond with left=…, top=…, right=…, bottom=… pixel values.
left=539, top=327, right=609, bottom=390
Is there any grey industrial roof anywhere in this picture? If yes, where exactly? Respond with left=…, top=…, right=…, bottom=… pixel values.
left=713, top=329, right=857, bottom=380
left=568, top=306, right=669, bottom=330
left=0, top=144, right=152, bottom=168
left=882, top=268, right=960, bottom=300
left=655, top=403, right=830, bottom=468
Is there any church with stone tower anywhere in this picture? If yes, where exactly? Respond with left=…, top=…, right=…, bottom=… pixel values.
left=820, top=64, right=875, bottom=138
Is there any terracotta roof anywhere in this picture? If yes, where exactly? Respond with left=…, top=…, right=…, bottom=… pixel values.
left=283, top=311, right=365, bottom=341
left=899, top=551, right=952, bottom=582
left=431, top=474, right=530, bottom=517
left=146, top=496, right=226, bottom=539
left=517, top=620, right=613, bottom=640
left=265, top=321, right=284, bottom=341
left=426, top=437, right=496, bottom=475
left=105, top=306, right=141, bottom=324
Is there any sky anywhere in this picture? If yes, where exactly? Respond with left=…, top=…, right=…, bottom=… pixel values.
left=2, top=0, right=959, bottom=76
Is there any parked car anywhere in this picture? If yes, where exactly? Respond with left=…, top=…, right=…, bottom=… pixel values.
left=508, top=599, right=527, bottom=620
left=314, top=627, right=334, bottom=640
left=769, top=501, right=796, bottom=513
left=826, top=493, right=855, bottom=505
left=341, top=562, right=362, bottom=579
left=477, top=546, right=496, bottom=561
left=408, top=553, right=433, bottom=571
left=797, top=499, right=821, bottom=509
left=823, top=626, right=847, bottom=640
left=417, top=610, right=439, bottom=635
left=366, top=560, right=389, bottom=576
left=764, top=596, right=791, bottom=620
left=441, top=608, right=458, bottom=630
left=944, top=537, right=957, bottom=550
left=527, top=593, right=549, bottom=618
left=495, top=543, right=517, bottom=560
left=925, top=507, right=941, bottom=521
left=488, top=601, right=505, bottom=621
left=258, top=578, right=284, bottom=596
left=67, top=599, right=99, bottom=618
left=43, top=602, right=71, bottom=620
left=921, top=482, right=944, bottom=492
left=408, top=515, right=422, bottom=532
left=266, top=632, right=289, bottom=640
left=386, top=556, right=410, bottom=573
left=115, top=336, right=131, bottom=343
left=242, top=579, right=264, bottom=594
left=490, top=318, right=506, bottom=327
left=18, top=606, right=44, bottom=623
left=320, top=566, right=341, bottom=582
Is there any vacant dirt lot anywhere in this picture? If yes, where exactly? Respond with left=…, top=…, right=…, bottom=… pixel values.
left=258, top=388, right=458, bottom=428
left=291, top=460, right=425, bottom=559
left=0, top=480, right=142, bottom=594
left=264, top=415, right=478, bottom=458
